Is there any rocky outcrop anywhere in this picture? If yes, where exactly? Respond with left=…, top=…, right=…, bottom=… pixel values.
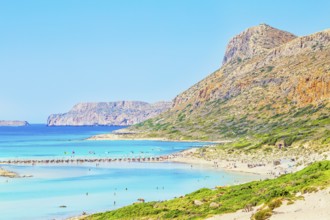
left=0, top=120, right=29, bottom=126
left=222, top=24, right=296, bottom=65
left=124, top=24, right=330, bottom=141
left=172, top=27, right=330, bottom=109
left=47, top=101, right=172, bottom=126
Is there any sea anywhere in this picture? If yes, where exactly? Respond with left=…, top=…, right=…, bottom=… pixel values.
left=0, top=125, right=260, bottom=220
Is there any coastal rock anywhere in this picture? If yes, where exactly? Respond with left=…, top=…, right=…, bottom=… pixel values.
left=210, top=202, right=220, bottom=208
left=0, top=120, right=29, bottom=127
left=47, top=101, right=172, bottom=126
left=194, top=200, right=204, bottom=206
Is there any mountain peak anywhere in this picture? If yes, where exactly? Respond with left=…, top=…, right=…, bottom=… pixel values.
left=258, top=23, right=271, bottom=27
left=222, top=24, right=297, bottom=65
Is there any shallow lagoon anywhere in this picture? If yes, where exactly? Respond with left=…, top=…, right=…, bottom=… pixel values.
left=0, top=162, right=260, bottom=220
left=0, top=125, right=261, bottom=219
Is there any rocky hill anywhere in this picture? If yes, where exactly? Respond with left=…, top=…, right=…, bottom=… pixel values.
left=0, top=120, right=29, bottom=126
left=109, top=24, right=330, bottom=149
left=47, top=101, right=172, bottom=126
left=222, top=23, right=296, bottom=65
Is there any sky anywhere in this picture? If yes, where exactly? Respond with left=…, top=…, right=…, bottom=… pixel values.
left=1, top=0, right=330, bottom=123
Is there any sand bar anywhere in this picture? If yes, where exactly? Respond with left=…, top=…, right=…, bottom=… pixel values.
left=0, top=168, right=18, bottom=178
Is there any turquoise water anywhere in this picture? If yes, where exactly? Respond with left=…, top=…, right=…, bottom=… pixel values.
left=0, top=125, right=260, bottom=220
left=0, top=125, right=206, bottom=160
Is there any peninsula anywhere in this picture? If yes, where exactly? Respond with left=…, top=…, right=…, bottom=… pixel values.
left=47, top=101, right=172, bottom=126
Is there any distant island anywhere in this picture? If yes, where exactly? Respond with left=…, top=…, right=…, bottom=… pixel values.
left=47, top=101, right=172, bottom=126
left=0, top=120, right=29, bottom=127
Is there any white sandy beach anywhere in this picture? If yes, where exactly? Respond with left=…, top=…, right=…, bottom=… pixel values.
left=167, top=147, right=298, bottom=177
left=88, top=133, right=330, bottom=178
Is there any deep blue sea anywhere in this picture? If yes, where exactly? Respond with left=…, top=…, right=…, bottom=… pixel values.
left=0, top=125, right=260, bottom=220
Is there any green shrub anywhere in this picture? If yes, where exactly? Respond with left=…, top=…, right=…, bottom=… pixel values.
left=266, top=66, right=274, bottom=72
left=163, top=209, right=185, bottom=218
left=301, top=186, right=318, bottom=193
left=268, top=198, right=282, bottom=210
left=287, top=200, right=294, bottom=205
left=253, top=208, right=272, bottom=220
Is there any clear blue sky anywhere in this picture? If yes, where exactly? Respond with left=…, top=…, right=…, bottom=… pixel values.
left=1, top=0, right=329, bottom=123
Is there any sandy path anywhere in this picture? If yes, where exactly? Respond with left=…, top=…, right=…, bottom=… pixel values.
left=207, top=188, right=330, bottom=220
left=271, top=189, right=330, bottom=220
left=206, top=207, right=258, bottom=220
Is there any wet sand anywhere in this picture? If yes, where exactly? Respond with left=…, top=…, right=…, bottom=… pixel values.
left=167, top=147, right=293, bottom=177
left=167, top=147, right=330, bottom=177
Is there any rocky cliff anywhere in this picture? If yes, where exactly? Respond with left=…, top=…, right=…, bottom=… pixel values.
left=122, top=24, right=330, bottom=147
left=172, top=27, right=330, bottom=109
left=222, top=24, right=296, bottom=65
left=47, top=101, right=172, bottom=126
left=0, top=120, right=29, bottom=126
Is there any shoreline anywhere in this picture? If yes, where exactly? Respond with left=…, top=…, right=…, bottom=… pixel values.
left=166, top=147, right=295, bottom=177
left=86, top=132, right=230, bottom=144
left=0, top=157, right=271, bottom=177
left=0, top=150, right=287, bottom=178
left=2, top=146, right=328, bottom=178
left=2, top=144, right=328, bottom=220
left=168, top=157, right=273, bottom=176
left=64, top=156, right=330, bottom=220
left=85, top=132, right=330, bottom=178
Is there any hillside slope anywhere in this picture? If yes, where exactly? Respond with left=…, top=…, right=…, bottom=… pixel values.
left=99, top=24, right=330, bottom=149
left=222, top=23, right=296, bottom=65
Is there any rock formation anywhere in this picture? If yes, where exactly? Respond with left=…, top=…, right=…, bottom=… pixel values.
left=121, top=24, right=330, bottom=142
left=172, top=26, right=330, bottom=109
left=0, top=120, right=29, bottom=126
left=47, top=101, right=172, bottom=126
left=222, top=24, right=296, bottom=65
